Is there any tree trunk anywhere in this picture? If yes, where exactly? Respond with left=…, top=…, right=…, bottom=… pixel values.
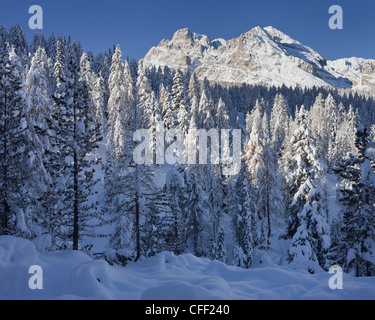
left=135, top=194, right=141, bottom=261
left=2, top=91, right=9, bottom=233
left=73, top=151, right=79, bottom=250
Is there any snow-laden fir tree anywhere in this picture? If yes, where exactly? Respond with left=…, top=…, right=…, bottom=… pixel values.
left=198, top=89, right=213, bottom=128
left=24, top=46, right=55, bottom=236
left=160, top=84, right=175, bottom=130
left=172, top=70, right=189, bottom=137
left=230, top=160, right=257, bottom=268
left=164, top=169, right=186, bottom=254
left=135, top=67, right=153, bottom=128
left=270, top=93, right=289, bottom=161
left=246, top=98, right=266, bottom=134
left=9, top=25, right=27, bottom=58
left=211, top=224, right=227, bottom=263
left=309, top=93, right=330, bottom=167
left=106, top=46, right=133, bottom=161
left=105, top=46, right=155, bottom=264
left=280, top=106, right=330, bottom=271
left=188, top=72, right=200, bottom=106
left=136, top=67, right=162, bottom=161
left=143, top=186, right=169, bottom=257
left=91, top=72, right=107, bottom=130
left=330, top=126, right=375, bottom=277
left=47, top=41, right=102, bottom=251
left=0, top=46, right=38, bottom=236
left=105, top=45, right=136, bottom=262
left=185, top=173, right=207, bottom=257
left=216, top=97, right=230, bottom=129
left=334, top=105, right=358, bottom=163
left=244, top=112, right=282, bottom=246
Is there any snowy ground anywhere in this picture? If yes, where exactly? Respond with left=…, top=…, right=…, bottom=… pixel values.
left=1, top=236, right=375, bottom=300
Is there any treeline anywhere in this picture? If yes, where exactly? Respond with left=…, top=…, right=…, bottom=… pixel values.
left=0, top=25, right=374, bottom=277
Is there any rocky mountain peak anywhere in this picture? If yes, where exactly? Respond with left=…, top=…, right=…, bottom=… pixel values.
left=142, top=26, right=375, bottom=92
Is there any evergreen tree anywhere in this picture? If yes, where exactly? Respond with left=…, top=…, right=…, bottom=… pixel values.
left=48, top=41, right=102, bottom=250
left=244, top=113, right=282, bottom=245
left=270, top=93, right=289, bottom=161
left=165, top=169, right=186, bottom=254
left=105, top=47, right=155, bottom=264
left=280, top=107, right=329, bottom=270
left=185, top=173, right=207, bottom=256
left=230, top=161, right=257, bottom=268
left=9, top=25, right=27, bottom=57
left=330, top=126, right=375, bottom=277
left=0, top=47, right=38, bottom=236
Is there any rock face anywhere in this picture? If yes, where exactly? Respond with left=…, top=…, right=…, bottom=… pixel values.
left=326, top=58, right=375, bottom=90
left=142, top=26, right=375, bottom=91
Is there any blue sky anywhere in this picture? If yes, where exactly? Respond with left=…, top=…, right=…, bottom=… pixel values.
left=0, top=0, right=374, bottom=61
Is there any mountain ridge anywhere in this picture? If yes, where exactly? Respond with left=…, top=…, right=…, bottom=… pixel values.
left=141, top=26, right=375, bottom=91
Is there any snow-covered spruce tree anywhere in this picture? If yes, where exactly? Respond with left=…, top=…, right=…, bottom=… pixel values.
left=0, top=25, right=9, bottom=47
left=160, top=84, right=175, bottom=131
left=91, top=72, right=107, bottom=130
left=79, top=52, right=96, bottom=115
left=106, top=46, right=133, bottom=161
left=9, top=25, right=27, bottom=58
left=172, top=70, right=185, bottom=112
left=105, top=45, right=135, bottom=262
left=25, top=46, right=55, bottom=236
left=144, top=171, right=186, bottom=257
left=308, top=93, right=330, bottom=167
left=215, top=97, right=230, bottom=129
left=212, top=224, right=227, bottom=263
left=136, top=68, right=162, bottom=161
left=206, top=165, right=226, bottom=256
left=188, top=72, right=200, bottom=107
left=329, top=126, right=375, bottom=277
left=335, top=105, right=358, bottom=163
left=30, top=33, right=47, bottom=54
left=172, top=70, right=189, bottom=141
left=185, top=173, right=207, bottom=257
left=136, top=67, right=153, bottom=129
left=245, top=98, right=266, bottom=134
left=165, top=169, right=187, bottom=255
left=26, top=47, right=53, bottom=145
left=46, top=33, right=57, bottom=64
left=0, top=46, right=38, bottom=236
left=197, top=89, right=213, bottom=129
left=36, top=39, right=67, bottom=248
left=244, top=112, right=282, bottom=246
left=105, top=46, right=155, bottom=264
left=47, top=40, right=102, bottom=251
left=230, top=160, right=257, bottom=268
left=189, top=94, right=200, bottom=126
left=270, top=93, right=289, bottom=161
left=280, top=106, right=329, bottom=271
left=143, top=186, right=170, bottom=257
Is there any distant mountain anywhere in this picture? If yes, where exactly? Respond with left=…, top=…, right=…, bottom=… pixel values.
left=141, top=26, right=375, bottom=91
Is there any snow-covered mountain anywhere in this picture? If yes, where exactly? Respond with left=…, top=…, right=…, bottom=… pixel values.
left=142, top=26, right=375, bottom=91
left=326, top=57, right=375, bottom=91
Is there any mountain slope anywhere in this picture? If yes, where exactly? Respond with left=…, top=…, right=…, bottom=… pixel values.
left=142, top=26, right=374, bottom=91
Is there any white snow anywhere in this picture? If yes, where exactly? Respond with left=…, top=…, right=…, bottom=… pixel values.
left=1, top=236, right=375, bottom=300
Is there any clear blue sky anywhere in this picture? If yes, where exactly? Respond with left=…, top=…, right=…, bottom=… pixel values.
left=0, top=0, right=374, bottom=61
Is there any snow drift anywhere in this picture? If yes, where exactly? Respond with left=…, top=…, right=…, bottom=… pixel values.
left=0, top=236, right=374, bottom=300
